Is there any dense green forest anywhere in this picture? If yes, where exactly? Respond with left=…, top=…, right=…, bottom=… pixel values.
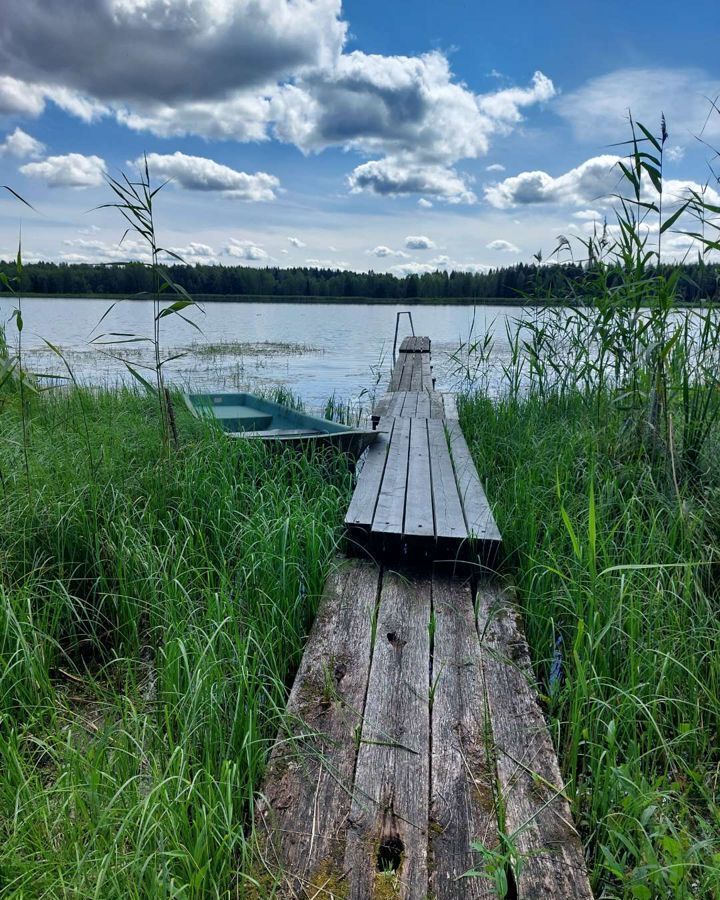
left=1, top=258, right=719, bottom=302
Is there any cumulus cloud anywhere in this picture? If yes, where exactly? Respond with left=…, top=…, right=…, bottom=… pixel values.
left=573, top=209, right=603, bottom=221
left=60, top=236, right=149, bottom=262
left=60, top=236, right=217, bottom=265
left=20, top=153, right=107, bottom=187
left=348, top=158, right=476, bottom=203
left=225, top=239, right=269, bottom=261
left=0, top=0, right=346, bottom=106
left=557, top=67, right=720, bottom=141
left=287, top=236, right=306, bottom=248
left=0, top=4, right=556, bottom=204
left=0, top=75, right=45, bottom=116
left=130, top=152, right=279, bottom=201
left=289, top=55, right=553, bottom=202
left=485, top=155, right=622, bottom=208
left=305, top=258, right=348, bottom=269
left=391, top=257, right=489, bottom=276
left=367, top=245, right=408, bottom=258
left=486, top=163, right=505, bottom=172
left=418, top=198, right=433, bottom=208
left=0, top=127, right=45, bottom=158
left=167, top=241, right=217, bottom=263
left=405, top=235, right=436, bottom=250
left=486, top=239, right=520, bottom=252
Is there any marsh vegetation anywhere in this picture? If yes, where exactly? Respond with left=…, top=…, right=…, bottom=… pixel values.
left=0, top=114, right=719, bottom=897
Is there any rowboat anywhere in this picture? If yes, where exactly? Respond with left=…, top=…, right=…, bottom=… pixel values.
left=183, top=392, right=378, bottom=456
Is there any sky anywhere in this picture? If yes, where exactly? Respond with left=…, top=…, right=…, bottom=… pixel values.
left=0, top=0, right=719, bottom=275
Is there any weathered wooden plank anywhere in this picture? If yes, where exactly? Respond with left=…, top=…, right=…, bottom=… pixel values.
left=378, top=392, right=405, bottom=419
left=446, top=421, right=502, bottom=544
left=476, top=582, right=593, bottom=899
left=373, top=417, right=411, bottom=535
left=345, top=418, right=395, bottom=530
left=415, top=392, right=431, bottom=418
left=429, top=391, right=445, bottom=419
left=403, top=418, right=434, bottom=540
left=400, top=355, right=415, bottom=391
left=401, top=391, right=419, bottom=418
left=443, top=393, right=459, bottom=420
left=430, top=577, right=498, bottom=900
left=399, top=336, right=431, bottom=353
left=389, top=354, right=408, bottom=391
left=427, top=419, right=466, bottom=545
left=410, top=356, right=423, bottom=391
left=344, top=571, right=431, bottom=899
left=256, top=561, right=381, bottom=895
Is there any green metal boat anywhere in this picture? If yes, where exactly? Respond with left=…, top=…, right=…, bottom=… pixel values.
left=184, top=392, right=378, bottom=456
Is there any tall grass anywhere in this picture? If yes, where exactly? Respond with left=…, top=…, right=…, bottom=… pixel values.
left=458, top=116, right=720, bottom=897
left=0, top=387, right=352, bottom=897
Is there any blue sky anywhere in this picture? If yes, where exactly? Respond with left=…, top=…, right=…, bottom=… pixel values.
left=0, top=0, right=718, bottom=274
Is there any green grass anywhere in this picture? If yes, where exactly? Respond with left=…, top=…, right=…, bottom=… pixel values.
left=0, top=387, right=352, bottom=897
left=460, top=381, right=720, bottom=898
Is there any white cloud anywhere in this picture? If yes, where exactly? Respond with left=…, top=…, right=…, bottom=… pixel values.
left=0, top=127, right=45, bottom=159
left=557, top=67, right=720, bottom=141
left=130, top=152, right=279, bottom=201
left=485, top=155, right=622, bottom=208
left=225, top=239, right=269, bottom=261
left=666, top=145, right=685, bottom=162
left=287, top=236, right=306, bottom=247
left=391, top=257, right=489, bottom=276
left=405, top=235, right=436, bottom=250
left=0, top=0, right=346, bottom=106
left=167, top=242, right=217, bottom=263
left=486, top=239, right=520, bottom=252
left=391, top=262, right=437, bottom=276
left=0, top=4, right=556, bottom=204
left=348, top=158, right=476, bottom=203
left=116, top=92, right=272, bottom=141
left=418, top=198, right=433, bottom=208
left=20, top=153, right=107, bottom=188
left=60, top=236, right=149, bottom=262
left=0, top=76, right=45, bottom=116
left=305, top=258, right=348, bottom=269
left=486, top=163, right=505, bottom=173
left=573, top=209, right=603, bottom=221
left=367, top=245, right=408, bottom=258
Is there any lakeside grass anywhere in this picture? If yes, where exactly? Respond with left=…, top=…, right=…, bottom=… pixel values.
left=459, top=364, right=720, bottom=897
left=0, top=386, right=352, bottom=897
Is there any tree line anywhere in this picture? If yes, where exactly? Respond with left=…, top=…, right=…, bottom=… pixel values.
left=1, top=259, right=718, bottom=303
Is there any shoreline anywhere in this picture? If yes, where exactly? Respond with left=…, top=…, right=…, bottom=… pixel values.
left=6, top=292, right=711, bottom=307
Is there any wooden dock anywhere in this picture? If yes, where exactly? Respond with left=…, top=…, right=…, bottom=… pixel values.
left=252, top=336, right=592, bottom=898
left=346, top=337, right=501, bottom=568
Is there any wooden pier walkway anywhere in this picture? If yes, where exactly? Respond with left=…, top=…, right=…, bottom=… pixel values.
left=253, top=337, right=592, bottom=899
left=347, top=337, right=501, bottom=568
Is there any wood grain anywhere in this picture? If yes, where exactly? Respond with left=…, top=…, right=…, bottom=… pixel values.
left=256, top=561, right=380, bottom=896
left=476, top=581, right=593, bottom=899
left=430, top=576, right=498, bottom=899
left=344, top=570, right=432, bottom=899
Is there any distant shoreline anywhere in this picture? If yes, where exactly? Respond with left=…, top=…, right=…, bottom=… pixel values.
left=12, top=292, right=536, bottom=305
left=6, top=293, right=712, bottom=312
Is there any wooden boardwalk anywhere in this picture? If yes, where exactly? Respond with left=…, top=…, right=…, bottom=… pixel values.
left=253, top=336, right=592, bottom=898
left=254, top=565, right=592, bottom=898
left=346, top=337, right=501, bottom=568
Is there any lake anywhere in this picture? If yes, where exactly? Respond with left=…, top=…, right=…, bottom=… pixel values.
left=0, top=297, right=528, bottom=410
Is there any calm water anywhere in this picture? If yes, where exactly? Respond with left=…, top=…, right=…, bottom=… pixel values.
left=0, top=297, right=528, bottom=409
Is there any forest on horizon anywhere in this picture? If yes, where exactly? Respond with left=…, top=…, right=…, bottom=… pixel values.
left=1, top=258, right=719, bottom=303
